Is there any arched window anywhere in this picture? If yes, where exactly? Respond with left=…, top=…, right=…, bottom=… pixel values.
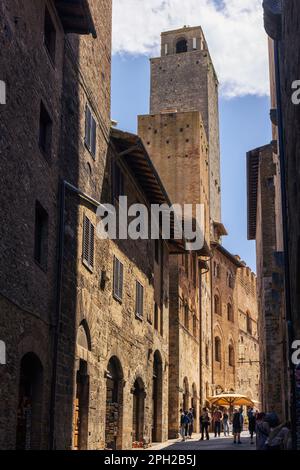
left=227, top=303, right=233, bottom=322
left=214, top=294, right=221, bottom=315
left=193, top=315, right=197, bottom=337
left=229, top=344, right=235, bottom=367
left=246, top=312, right=252, bottom=335
left=176, top=38, right=188, bottom=53
left=205, top=345, right=209, bottom=366
left=215, top=337, right=221, bottom=363
left=77, top=320, right=92, bottom=351
left=184, top=303, right=189, bottom=329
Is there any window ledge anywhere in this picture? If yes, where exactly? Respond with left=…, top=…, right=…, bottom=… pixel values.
left=82, top=259, right=94, bottom=273
left=113, top=293, right=123, bottom=304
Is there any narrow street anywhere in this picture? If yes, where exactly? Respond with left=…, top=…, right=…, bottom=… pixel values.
left=151, top=432, right=255, bottom=451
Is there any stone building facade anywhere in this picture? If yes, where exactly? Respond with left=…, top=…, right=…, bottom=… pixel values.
left=0, top=0, right=173, bottom=450
left=139, top=25, right=260, bottom=435
left=211, top=244, right=260, bottom=404
left=247, top=144, right=287, bottom=418
left=0, top=0, right=99, bottom=450
left=258, top=0, right=300, bottom=447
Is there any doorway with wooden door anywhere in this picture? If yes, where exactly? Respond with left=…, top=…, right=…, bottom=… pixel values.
left=105, top=356, right=124, bottom=450
left=73, top=359, right=89, bottom=450
left=132, top=377, right=145, bottom=444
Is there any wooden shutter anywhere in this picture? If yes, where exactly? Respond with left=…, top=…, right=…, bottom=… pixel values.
left=83, top=216, right=94, bottom=270
left=85, top=106, right=91, bottom=149
left=91, top=116, right=96, bottom=158
left=113, top=257, right=123, bottom=301
left=136, top=281, right=143, bottom=317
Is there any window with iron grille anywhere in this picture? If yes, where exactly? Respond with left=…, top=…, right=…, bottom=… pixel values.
left=135, top=281, right=144, bottom=318
left=85, top=105, right=97, bottom=158
left=113, top=257, right=123, bottom=301
left=82, top=216, right=95, bottom=271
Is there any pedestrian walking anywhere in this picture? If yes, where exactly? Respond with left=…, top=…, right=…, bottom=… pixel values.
left=180, top=410, right=188, bottom=441
left=222, top=409, right=230, bottom=437
left=247, top=407, right=256, bottom=444
left=199, top=407, right=210, bottom=441
left=255, top=412, right=270, bottom=450
left=232, top=408, right=242, bottom=444
left=188, top=408, right=194, bottom=439
left=213, top=407, right=222, bottom=437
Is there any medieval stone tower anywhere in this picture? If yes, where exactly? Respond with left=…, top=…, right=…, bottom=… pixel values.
left=148, top=25, right=221, bottom=225
left=138, top=25, right=222, bottom=437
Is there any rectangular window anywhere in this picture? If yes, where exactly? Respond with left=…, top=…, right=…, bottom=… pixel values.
left=39, top=101, right=52, bottom=158
left=85, top=105, right=97, bottom=158
left=34, top=201, right=48, bottom=270
left=82, top=215, right=95, bottom=271
left=135, top=281, right=144, bottom=318
left=165, top=43, right=168, bottom=55
left=44, top=7, right=56, bottom=63
left=112, top=161, right=124, bottom=201
left=193, top=37, right=197, bottom=50
left=113, top=256, right=124, bottom=301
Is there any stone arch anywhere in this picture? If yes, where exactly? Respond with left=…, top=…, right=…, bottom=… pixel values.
left=16, top=352, right=44, bottom=450
left=175, top=36, right=188, bottom=53
left=132, top=377, right=146, bottom=444
left=152, top=350, right=163, bottom=442
left=77, top=319, right=92, bottom=352
left=214, top=289, right=221, bottom=315
left=227, top=297, right=234, bottom=322
left=228, top=342, right=235, bottom=368
left=105, top=356, right=124, bottom=450
left=215, top=336, right=222, bottom=364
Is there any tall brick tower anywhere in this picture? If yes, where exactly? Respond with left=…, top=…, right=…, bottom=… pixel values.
left=149, top=25, right=221, bottom=224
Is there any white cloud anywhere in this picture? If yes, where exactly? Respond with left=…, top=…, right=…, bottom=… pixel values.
left=112, top=0, right=269, bottom=98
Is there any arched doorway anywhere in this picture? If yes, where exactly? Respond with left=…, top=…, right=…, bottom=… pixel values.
left=132, top=378, right=145, bottom=444
left=183, top=377, right=189, bottom=411
left=16, top=352, right=43, bottom=450
left=73, top=321, right=91, bottom=450
left=152, top=351, right=163, bottom=442
left=105, top=357, right=123, bottom=450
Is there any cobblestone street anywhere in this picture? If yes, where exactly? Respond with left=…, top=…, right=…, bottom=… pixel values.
left=151, top=432, right=256, bottom=451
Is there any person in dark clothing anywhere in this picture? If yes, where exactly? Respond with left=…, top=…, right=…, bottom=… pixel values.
left=188, top=408, right=194, bottom=439
left=213, top=408, right=222, bottom=437
left=247, top=408, right=256, bottom=444
left=180, top=411, right=190, bottom=441
left=200, top=408, right=210, bottom=441
left=232, top=408, right=242, bottom=444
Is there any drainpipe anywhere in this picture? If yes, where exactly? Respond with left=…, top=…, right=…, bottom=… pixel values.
left=49, top=180, right=102, bottom=449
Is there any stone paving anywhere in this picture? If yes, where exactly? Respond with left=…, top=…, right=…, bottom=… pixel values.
left=151, top=432, right=256, bottom=451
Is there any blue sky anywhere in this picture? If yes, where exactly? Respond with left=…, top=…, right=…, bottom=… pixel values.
left=111, top=53, right=271, bottom=272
